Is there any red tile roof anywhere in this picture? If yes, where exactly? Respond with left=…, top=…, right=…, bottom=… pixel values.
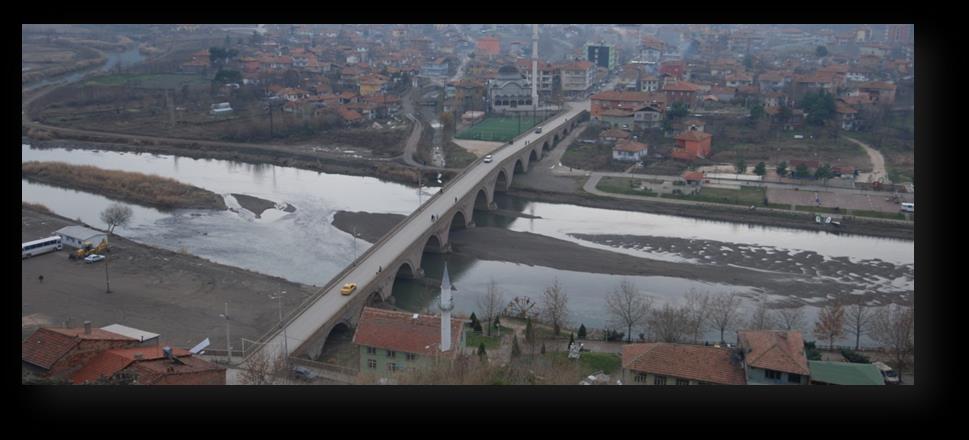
left=622, top=343, right=746, bottom=385
left=675, top=131, right=712, bottom=142
left=737, top=330, right=810, bottom=375
left=71, top=346, right=204, bottom=384
left=22, top=327, right=134, bottom=370
left=682, top=171, right=705, bottom=181
left=663, top=81, right=701, bottom=92
left=599, top=128, right=631, bottom=139
left=352, top=307, right=464, bottom=356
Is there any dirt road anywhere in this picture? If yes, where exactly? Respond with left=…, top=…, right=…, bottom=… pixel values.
left=844, top=136, right=887, bottom=183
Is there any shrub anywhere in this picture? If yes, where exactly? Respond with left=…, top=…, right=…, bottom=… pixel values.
left=577, top=324, right=587, bottom=340
left=840, top=349, right=871, bottom=364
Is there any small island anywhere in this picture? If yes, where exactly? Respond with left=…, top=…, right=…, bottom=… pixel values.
left=22, top=161, right=226, bottom=211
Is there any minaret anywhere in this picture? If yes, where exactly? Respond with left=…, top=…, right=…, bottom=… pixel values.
left=439, top=262, right=454, bottom=352
left=531, top=24, right=539, bottom=111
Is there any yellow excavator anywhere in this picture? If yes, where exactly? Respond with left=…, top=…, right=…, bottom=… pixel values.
left=69, top=240, right=110, bottom=260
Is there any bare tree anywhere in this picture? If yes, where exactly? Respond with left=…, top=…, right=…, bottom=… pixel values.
left=648, top=303, right=689, bottom=343
left=238, top=348, right=288, bottom=385
left=813, top=301, right=846, bottom=350
left=869, top=303, right=914, bottom=372
left=845, top=299, right=874, bottom=351
left=773, top=306, right=807, bottom=332
left=605, top=280, right=653, bottom=343
left=541, top=278, right=570, bottom=336
left=683, top=289, right=712, bottom=344
left=100, top=203, right=133, bottom=235
left=746, top=293, right=776, bottom=330
left=709, top=293, right=743, bottom=344
left=476, top=279, right=504, bottom=337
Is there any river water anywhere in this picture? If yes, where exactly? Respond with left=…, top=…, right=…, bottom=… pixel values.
left=21, top=144, right=914, bottom=344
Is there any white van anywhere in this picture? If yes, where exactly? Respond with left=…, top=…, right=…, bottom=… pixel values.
left=900, top=202, right=914, bottom=213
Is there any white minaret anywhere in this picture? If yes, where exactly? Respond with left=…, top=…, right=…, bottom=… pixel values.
left=439, top=262, right=454, bottom=352
left=531, top=23, right=539, bottom=111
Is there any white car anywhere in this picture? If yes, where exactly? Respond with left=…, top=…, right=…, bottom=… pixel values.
left=483, top=154, right=493, bottom=163
left=84, top=254, right=105, bottom=264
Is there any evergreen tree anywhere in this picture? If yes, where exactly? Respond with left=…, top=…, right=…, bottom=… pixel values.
left=754, top=161, right=767, bottom=176
left=477, top=342, right=487, bottom=358
left=776, top=161, right=788, bottom=177
left=578, top=324, right=587, bottom=339
left=540, top=342, right=546, bottom=355
left=469, top=312, right=478, bottom=326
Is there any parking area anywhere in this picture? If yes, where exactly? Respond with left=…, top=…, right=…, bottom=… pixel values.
left=767, top=187, right=914, bottom=213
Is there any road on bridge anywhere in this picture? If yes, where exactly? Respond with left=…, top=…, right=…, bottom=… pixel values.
left=250, top=101, right=591, bottom=362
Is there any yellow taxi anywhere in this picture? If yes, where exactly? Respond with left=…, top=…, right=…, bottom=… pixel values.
left=340, top=283, right=357, bottom=295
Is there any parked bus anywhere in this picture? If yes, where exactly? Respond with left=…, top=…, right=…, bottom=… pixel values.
left=900, top=202, right=914, bottom=213
left=22, top=236, right=63, bottom=259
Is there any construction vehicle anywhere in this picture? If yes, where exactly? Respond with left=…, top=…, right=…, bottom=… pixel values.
left=69, top=240, right=110, bottom=261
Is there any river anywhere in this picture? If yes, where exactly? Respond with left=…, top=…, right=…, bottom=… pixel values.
left=21, top=144, right=913, bottom=344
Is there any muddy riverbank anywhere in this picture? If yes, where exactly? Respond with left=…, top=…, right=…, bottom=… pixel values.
left=25, top=138, right=457, bottom=187
left=21, top=205, right=317, bottom=347
left=22, top=161, right=226, bottom=211
left=506, top=188, right=914, bottom=241
left=330, top=210, right=912, bottom=306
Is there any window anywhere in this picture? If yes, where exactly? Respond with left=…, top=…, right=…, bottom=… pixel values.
left=406, top=353, right=416, bottom=361
left=386, top=350, right=396, bottom=358
left=367, top=347, right=376, bottom=355
left=388, top=362, right=398, bottom=372
left=788, top=373, right=802, bottom=384
left=634, top=373, right=647, bottom=383
left=367, top=359, right=377, bottom=369
left=654, top=375, right=667, bottom=385
left=765, top=369, right=782, bottom=380
left=676, top=378, right=690, bottom=385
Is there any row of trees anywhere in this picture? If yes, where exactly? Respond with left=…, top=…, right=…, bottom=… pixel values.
left=476, top=279, right=914, bottom=371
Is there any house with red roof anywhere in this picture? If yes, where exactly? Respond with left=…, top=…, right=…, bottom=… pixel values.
left=671, top=129, right=712, bottom=161
left=70, top=346, right=225, bottom=385
left=737, top=330, right=811, bottom=385
left=22, top=323, right=139, bottom=379
left=621, top=343, right=746, bottom=385
left=662, top=81, right=701, bottom=107
left=353, top=307, right=465, bottom=375
left=612, top=139, right=649, bottom=162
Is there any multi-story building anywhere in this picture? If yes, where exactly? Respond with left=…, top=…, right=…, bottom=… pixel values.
left=560, top=60, right=596, bottom=93
left=476, top=36, right=500, bottom=58
left=353, top=304, right=464, bottom=375
left=590, top=90, right=659, bottom=118
left=585, top=42, right=618, bottom=70
left=517, top=59, right=556, bottom=94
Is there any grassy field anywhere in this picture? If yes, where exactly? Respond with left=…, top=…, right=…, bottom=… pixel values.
left=850, top=209, right=906, bottom=220
left=21, top=161, right=226, bottom=211
left=548, top=352, right=622, bottom=375
left=562, top=142, right=629, bottom=172
left=85, top=73, right=211, bottom=90
left=666, top=186, right=767, bottom=206
left=455, top=114, right=544, bottom=142
left=596, top=176, right=658, bottom=197
left=445, top=141, right=478, bottom=168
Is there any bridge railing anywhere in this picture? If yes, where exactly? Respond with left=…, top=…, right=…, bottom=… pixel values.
left=244, top=104, right=579, bottom=362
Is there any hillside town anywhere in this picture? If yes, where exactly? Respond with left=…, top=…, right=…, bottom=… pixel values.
left=23, top=23, right=913, bottom=387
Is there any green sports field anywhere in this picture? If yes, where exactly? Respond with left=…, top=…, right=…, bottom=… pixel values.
left=455, top=114, right=545, bottom=142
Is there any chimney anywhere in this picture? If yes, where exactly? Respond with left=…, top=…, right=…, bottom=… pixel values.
left=83, top=321, right=92, bottom=335
left=163, top=346, right=173, bottom=361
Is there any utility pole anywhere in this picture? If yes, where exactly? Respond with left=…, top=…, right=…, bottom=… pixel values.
left=104, top=253, right=111, bottom=293
left=221, top=302, right=232, bottom=364
left=270, top=291, right=288, bottom=367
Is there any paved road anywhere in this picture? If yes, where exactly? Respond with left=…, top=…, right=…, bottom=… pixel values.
left=251, top=101, right=591, bottom=361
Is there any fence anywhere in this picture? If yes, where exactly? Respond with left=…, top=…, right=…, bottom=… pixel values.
left=243, top=104, right=578, bottom=363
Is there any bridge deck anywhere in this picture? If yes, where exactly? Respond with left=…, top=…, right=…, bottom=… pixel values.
left=247, top=101, right=590, bottom=362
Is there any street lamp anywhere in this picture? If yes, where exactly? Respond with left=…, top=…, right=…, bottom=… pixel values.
left=269, top=291, right=288, bottom=365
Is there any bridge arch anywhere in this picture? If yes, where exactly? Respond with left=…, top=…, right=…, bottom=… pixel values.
left=513, top=158, right=525, bottom=174
left=553, top=133, right=560, bottom=145
left=543, top=140, right=551, bottom=151
left=395, top=261, right=417, bottom=279
left=474, top=187, right=492, bottom=209
left=315, top=321, right=353, bottom=361
left=495, top=169, right=511, bottom=192
left=528, top=149, right=539, bottom=169
left=450, top=210, right=468, bottom=230
left=423, top=233, right=445, bottom=253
